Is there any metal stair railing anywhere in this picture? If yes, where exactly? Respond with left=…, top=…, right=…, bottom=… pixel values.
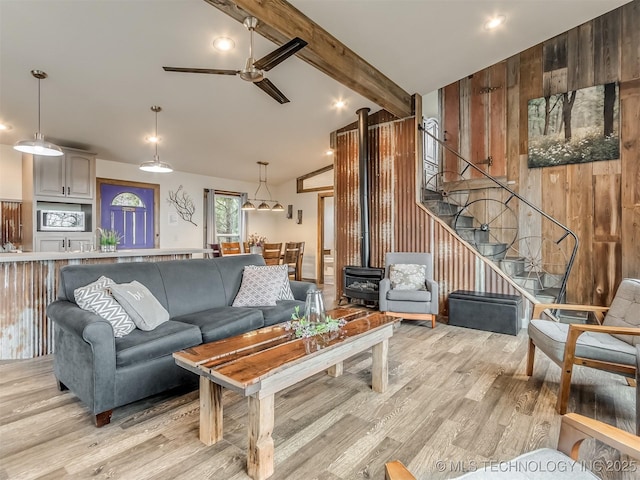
left=419, top=124, right=579, bottom=305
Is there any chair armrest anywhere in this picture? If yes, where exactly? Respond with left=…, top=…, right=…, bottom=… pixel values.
left=567, top=323, right=640, bottom=337
left=532, top=303, right=610, bottom=321
left=379, top=279, right=391, bottom=312
left=384, top=461, right=416, bottom=480
left=289, top=280, right=316, bottom=301
left=559, top=413, right=640, bottom=460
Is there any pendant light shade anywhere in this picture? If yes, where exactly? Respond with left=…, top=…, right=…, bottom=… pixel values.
left=244, top=161, right=283, bottom=212
left=140, top=106, right=173, bottom=173
left=14, top=70, right=63, bottom=157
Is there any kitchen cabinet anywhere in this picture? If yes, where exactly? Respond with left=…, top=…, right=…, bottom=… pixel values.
left=36, top=233, right=95, bottom=252
left=33, top=149, right=95, bottom=199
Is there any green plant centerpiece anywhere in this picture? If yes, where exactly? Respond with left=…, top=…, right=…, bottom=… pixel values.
left=284, top=306, right=347, bottom=339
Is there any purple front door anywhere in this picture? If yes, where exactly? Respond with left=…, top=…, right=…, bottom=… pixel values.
left=100, top=184, right=155, bottom=249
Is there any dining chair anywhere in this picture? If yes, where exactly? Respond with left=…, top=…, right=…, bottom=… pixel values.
left=208, top=243, right=222, bottom=258
left=284, top=242, right=304, bottom=280
left=220, top=242, right=241, bottom=255
left=243, top=241, right=250, bottom=253
left=262, top=242, right=282, bottom=266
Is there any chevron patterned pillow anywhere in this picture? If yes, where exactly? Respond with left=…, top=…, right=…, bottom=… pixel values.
left=74, top=276, right=136, bottom=337
left=232, top=266, right=286, bottom=307
left=244, top=265, right=294, bottom=301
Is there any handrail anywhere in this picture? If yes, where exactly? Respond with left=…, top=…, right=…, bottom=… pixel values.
left=419, top=125, right=579, bottom=304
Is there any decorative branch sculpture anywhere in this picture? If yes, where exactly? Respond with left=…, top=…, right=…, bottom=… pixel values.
left=167, top=185, right=197, bottom=226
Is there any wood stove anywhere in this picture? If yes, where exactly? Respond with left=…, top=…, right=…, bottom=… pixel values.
left=342, top=107, right=385, bottom=305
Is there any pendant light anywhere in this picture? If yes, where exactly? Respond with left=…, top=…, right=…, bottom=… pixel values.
left=13, top=70, right=63, bottom=157
left=139, top=106, right=173, bottom=173
left=241, top=161, right=284, bottom=211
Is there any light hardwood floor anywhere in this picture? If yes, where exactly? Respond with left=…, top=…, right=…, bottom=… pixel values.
left=0, top=322, right=637, bottom=480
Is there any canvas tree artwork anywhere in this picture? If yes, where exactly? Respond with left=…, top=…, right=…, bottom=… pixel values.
left=527, top=83, right=619, bottom=168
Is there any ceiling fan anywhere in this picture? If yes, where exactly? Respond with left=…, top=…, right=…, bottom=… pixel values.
left=163, top=17, right=307, bottom=104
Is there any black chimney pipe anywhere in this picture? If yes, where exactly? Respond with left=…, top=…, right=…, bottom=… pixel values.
left=357, top=107, right=371, bottom=268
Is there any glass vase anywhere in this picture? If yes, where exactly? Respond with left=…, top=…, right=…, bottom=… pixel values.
left=304, top=290, right=325, bottom=325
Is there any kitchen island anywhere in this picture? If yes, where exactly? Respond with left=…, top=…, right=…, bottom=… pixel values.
left=0, top=248, right=209, bottom=359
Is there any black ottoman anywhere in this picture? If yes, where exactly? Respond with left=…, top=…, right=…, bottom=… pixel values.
left=448, top=290, right=522, bottom=335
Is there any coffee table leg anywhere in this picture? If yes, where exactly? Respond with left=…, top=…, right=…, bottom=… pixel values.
left=248, top=394, right=275, bottom=480
left=372, top=339, right=389, bottom=393
left=327, top=361, right=343, bottom=377
left=200, top=377, right=223, bottom=445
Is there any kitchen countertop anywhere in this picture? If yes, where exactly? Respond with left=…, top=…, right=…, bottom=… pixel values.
left=0, top=248, right=209, bottom=263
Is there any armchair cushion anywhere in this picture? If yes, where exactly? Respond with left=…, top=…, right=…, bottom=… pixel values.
left=529, top=319, right=637, bottom=367
left=389, top=263, right=426, bottom=290
left=603, top=278, right=640, bottom=346
left=386, top=289, right=432, bottom=302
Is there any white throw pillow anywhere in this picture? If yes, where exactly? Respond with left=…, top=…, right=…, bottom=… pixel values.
left=74, top=276, right=136, bottom=337
left=389, top=264, right=427, bottom=290
left=109, top=281, right=170, bottom=331
left=232, top=265, right=289, bottom=307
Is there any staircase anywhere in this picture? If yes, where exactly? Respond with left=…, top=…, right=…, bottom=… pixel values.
left=420, top=124, right=578, bottom=304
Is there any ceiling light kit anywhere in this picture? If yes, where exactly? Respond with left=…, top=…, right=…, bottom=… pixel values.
left=139, top=106, right=173, bottom=173
left=213, top=37, right=235, bottom=51
left=242, top=161, right=284, bottom=212
left=13, top=70, right=63, bottom=157
left=485, top=15, right=506, bottom=30
left=164, top=16, right=307, bottom=104
left=333, top=99, right=347, bottom=109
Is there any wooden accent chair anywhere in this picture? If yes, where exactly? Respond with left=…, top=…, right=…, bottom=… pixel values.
left=262, top=242, right=282, bottom=266
left=385, top=413, right=640, bottom=479
left=284, top=242, right=304, bottom=280
left=207, top=243, right=222, bottom=258
left=220, top=242, right=241, bottom=255
left=378, top=252, right=438, bottom=328
left=243, top=241, right=250, bottom=253
left=527, top=278, right=640, bottom=414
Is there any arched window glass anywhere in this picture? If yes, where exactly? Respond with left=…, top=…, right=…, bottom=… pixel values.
left=111, top=192, right=145, bottom=207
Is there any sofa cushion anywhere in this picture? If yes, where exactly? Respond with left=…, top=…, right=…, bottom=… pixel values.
left=115, top=320, right=202, bottom=367
left=110, top=281, right=170, bottom=331
left=156, top=259, right=227, bottom=318
left=528, top=319, right=638, bottom=367
left=389, top=264, right=426, bottom=290
left=244, top=265, right=294, bottom=300
left=213, top=254, right=266, bottom=305
left=256, top=300, right=306, bottom=327
left=387, top=289, right=432, bottom=302
left=74, top=276, right=136, bottom=337
left=232, top=266, right=283, bottom=307
left=172, top=306, right=264, bottom=343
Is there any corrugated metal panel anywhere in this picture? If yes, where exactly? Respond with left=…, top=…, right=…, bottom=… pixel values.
left=0, top=254, right=192, bottom=359
left=1, top=201, right=22, bottom=245
left=334, top=113, right=530, bottom=316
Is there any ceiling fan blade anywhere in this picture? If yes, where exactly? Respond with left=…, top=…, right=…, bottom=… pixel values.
left=253, top=37, right=308, bottom=72
left=163, top=67, right=239, bottom=75
left=254, top=78, right=290, bottom=104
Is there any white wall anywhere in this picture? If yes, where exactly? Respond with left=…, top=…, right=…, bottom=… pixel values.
left=422, top=90, right=439, bottom=119
left=0, top=145, right=23, bottom=200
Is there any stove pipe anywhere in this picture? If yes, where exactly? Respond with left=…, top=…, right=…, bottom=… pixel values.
left=357, top=107, right=371, bottom=268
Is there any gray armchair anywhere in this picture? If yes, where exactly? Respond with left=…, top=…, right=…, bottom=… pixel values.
left=379, top=252, right=438, bottom=328
left=527, top=278, right=640, bottom=414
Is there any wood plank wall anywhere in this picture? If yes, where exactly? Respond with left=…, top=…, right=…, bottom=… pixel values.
left=442, top=0, right=640, bottom=305
left=334, top=114, right=525, bottom=317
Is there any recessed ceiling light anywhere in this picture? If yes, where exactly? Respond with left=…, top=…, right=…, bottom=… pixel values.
left=333, top=100, right=346, bottom=109
left=485, top=15, right=506, bottom=30
left=146, top=135, right=161, bottom=143
left=213, top=37, right=235, bottom=51
left=325, top=149, right=334, bottom=156
left=0, top=123, right=11, bottom=131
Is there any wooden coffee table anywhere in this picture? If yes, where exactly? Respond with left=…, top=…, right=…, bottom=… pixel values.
left=173, top=307, right=400, bottom=480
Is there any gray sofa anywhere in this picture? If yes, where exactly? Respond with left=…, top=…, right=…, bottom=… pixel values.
left=47, top=254, right=314, bottom=426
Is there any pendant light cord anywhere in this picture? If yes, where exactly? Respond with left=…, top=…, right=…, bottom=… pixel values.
left=37, top=76, right=41, bottom=134
left=154, top=109, right=159, bottom=158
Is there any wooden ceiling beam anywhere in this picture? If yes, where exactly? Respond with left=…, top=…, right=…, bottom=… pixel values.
left=203, top=0, right=413, bottom=118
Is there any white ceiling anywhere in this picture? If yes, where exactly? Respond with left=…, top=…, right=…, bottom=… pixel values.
left=0, top=0, right=630, bottom=184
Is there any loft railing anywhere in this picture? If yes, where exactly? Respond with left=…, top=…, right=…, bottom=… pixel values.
left=419, top=123, right=578, bottom=305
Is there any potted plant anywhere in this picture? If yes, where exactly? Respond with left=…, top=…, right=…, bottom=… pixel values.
left=98, top=228, right=121, bottom=253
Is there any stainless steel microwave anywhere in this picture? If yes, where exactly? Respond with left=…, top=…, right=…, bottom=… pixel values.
left=39, top=210, right=85, bottom=231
